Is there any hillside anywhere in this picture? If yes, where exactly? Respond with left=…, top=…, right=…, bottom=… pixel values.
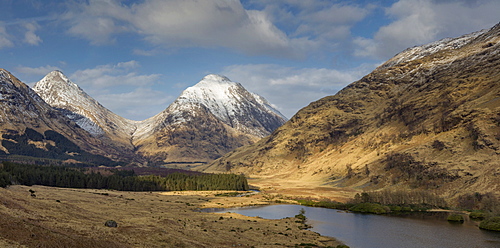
left=205, top=23, right=500, bottom=200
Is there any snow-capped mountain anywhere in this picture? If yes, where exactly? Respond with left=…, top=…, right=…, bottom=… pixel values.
left=0, top=68, right=124, bottom=164
left=25, top=71, right=286, bottom=165
left=32, top=71, right=141, bottom=162
left=133, top=74, right=287, bottom=163
left=160, top=74, right=286, bottom=137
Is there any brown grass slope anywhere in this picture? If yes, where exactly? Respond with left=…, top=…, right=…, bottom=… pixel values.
left=134, top=104, right=257, bottom=164
left=206, top=23, right=500, bottom=200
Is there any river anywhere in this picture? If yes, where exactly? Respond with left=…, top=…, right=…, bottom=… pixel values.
left=208, top=204, right=500, bottom=248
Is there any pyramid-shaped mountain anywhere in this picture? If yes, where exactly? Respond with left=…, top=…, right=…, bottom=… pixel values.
left=133, top=74, right=287, bottom=164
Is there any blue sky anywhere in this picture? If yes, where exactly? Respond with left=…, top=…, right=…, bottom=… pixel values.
left=1, top=0, right=499, bottom=120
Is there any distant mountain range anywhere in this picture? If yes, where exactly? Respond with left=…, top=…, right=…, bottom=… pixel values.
left=0, top=70, right=287, bottom=166
left=205, top=23, right=500, bottom=198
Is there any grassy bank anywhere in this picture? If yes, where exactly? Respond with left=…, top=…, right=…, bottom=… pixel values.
left=295, top=189, right=447, bottom=215
left=0, top=185, right=344, bottom=247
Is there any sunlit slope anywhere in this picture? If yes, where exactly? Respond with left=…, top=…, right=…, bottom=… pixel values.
left=206, top=23, right=500, bottom=198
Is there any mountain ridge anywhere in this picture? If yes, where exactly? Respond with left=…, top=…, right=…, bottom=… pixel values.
left=204, top=23, right=500, bottom=200
left=27, top=71, right=287, bottom=165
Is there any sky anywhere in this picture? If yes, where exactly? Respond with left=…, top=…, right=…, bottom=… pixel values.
left=1, top=0, right=499, bottom=121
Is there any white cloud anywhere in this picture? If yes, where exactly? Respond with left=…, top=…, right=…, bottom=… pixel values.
left=63, top=0, right=297, bottom=57
left=70, top=61, right=160, bottom=89
left=96, top=88, right=174, bottom=121
left=0, top=23, right=14, bottom=49
left=61, top=0, right=376, bottom=58
left=248, top=0, right=373, bottom=55
left=23, top=22, right=42, bottom=45
left=133, top=48, right=156, bottom=56
left=293, top=3, right=371, bottom=40
left=63, top=0, right=132, bottom=45
left=221, top=63, right=373, bottom=118
left=16, top=65, right=61, bottom=76
left=355, top=0, right=500, bottom=59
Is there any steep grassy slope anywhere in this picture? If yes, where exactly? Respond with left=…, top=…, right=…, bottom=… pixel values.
left=206, top=23, right=500, bottom=199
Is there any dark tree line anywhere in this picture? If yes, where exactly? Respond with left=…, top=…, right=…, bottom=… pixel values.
left=140, top=173, right=249, bottom=191
left=0, top=162, right=159, bottom=191
left=0, top=162, right=248, bottom=191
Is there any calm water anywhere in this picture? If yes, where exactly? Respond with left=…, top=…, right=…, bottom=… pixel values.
left=208, top=204, right=500, bottom=248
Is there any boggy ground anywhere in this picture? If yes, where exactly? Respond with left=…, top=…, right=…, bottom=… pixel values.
left=0, top=185, right=343, bottom=247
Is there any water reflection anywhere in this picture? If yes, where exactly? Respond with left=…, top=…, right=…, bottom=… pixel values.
left=208, top=204, right=500, bottom=248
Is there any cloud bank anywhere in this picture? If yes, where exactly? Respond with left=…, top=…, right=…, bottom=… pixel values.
left=354, top=0, right=500, bottom=59
left=63, top=0, right=298, bottom=57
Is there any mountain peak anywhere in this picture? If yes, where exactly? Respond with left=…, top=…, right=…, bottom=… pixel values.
left=33, top=70, right=89, bottom=108
left=37, top=70, right=76, bottom=89
left=133, top=73, right=287, bottom=163
left=201, top=74, right=231, bottom=82
left=155, top=74, right=287, bottom=138
left=194, top=74, right=235, bottom=89
left=33, top=71, right=137, bottom=139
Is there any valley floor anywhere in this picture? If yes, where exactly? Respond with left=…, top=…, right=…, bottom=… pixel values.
left=0, top=185, right=343, bottom=248
left=247, top=177, right=360, bottom=203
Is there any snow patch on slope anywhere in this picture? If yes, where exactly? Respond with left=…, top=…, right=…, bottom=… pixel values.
left=0, top=69, right=11, bottom=80
left=379, top=29, right=487, bottom=69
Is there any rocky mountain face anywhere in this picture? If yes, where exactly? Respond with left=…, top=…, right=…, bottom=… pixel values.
left=206, top=23, right=500, bottom=199
left=33, top=71, right=139, bottom=162
left=133, top=74, right=287, bottom=164
left=3, top=71, right=286, bottom=166
left=0, top=69, right=123, bottom=165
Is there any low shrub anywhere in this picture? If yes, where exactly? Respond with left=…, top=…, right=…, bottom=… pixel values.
left=349, top=203, right=389, bottom=214
left=479, top=217, right=500, bottom=231
left=469, top=211, right=486, bottom=220
left=447, top=214, right=464, bottom=223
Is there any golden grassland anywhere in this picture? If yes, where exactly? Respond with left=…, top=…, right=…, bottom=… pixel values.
left=0, top=185, right=343, bottom=248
